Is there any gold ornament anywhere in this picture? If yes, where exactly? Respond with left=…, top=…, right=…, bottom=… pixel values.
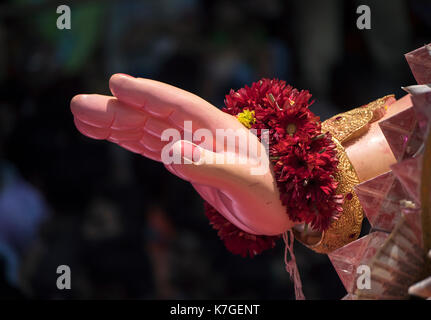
left=294, top=95, right=394, bottom=253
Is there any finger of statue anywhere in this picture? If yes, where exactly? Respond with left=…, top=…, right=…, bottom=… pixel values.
left=165, top=140, right=248, bottom=186
left=109, top=74, right=241, bottom=132
left=192, top=182, right=260, bottom=234
left=73, top=117, right=111, bottom=140
left=162, top=139, right=292, bottom=235
left=71, top=94, right=170, bottom=161
left=74, top=116, right=161, bottom=161
left=162, top=141, right=258, bottom=233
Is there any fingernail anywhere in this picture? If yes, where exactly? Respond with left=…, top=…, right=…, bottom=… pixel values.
left=182, top=141, right=201, bottom=164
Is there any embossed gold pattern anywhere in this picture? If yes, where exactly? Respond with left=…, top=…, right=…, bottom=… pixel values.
left=321, top=108, right=373, bottom=144
left=296, top=95, right=394, bottom=253
left=306, top=138, right=363, bottom=254
left=322, top=95, right=394, bottom=144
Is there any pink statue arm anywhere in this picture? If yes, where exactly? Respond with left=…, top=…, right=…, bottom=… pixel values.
left=71, top=74, right=295, bottom=236
left=345, top=94, right=412, bottom=182
left=71, top=73, right=412, bottom=239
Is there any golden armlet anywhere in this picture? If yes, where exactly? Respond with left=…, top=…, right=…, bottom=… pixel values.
left=294, top=95, right=394, bottom=254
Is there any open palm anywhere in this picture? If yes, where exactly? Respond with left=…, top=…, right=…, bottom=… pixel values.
left=70, top=74, right=294, bottom=236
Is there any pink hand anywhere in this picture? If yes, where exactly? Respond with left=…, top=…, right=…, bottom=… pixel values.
left=70, top=74, right=294, bottom=236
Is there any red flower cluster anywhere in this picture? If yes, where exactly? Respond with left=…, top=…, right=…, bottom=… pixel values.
left=204, top=203, right=278, bottom=258
left=204, top=79, right=343, bottom=257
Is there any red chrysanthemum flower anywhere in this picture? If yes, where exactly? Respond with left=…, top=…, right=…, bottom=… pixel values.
left=203, top=78, right=343, bottom=257
left=204, top=202, right=278, bottom=258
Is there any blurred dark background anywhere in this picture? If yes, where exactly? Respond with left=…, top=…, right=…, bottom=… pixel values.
left=0, top=0, right=430, bottom=299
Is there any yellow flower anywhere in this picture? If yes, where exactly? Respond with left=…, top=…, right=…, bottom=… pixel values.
left=236, top=109, right=256, bottom=129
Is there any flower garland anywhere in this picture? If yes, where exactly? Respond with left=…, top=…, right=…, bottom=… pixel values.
left=204, top=78, right=343, bottom=257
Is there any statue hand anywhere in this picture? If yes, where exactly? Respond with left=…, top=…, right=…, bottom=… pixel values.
left=70, top=74, right=294, bottom=235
